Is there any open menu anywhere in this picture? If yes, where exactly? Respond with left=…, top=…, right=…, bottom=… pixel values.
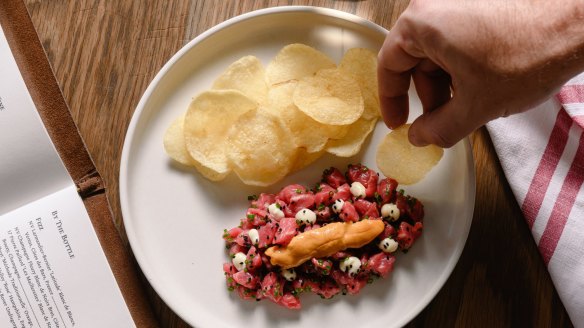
left=0, top=24, right=135, bottom=327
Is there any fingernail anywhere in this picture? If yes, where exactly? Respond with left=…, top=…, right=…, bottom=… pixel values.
left=409, top=131, right=428, bottom=147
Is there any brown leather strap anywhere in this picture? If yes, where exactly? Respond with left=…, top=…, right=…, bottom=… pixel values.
left=76, top=169, right=105, bottom=198
left=0, top=1, right=93, bottom=184
left=0, top=1, right=158, bottom=326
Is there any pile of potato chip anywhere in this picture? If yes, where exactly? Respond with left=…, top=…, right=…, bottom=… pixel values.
left=164, top=44, right=381, bottom=186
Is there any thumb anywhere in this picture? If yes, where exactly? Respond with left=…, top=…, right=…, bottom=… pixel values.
left=408, top=99, right=480, bottom=148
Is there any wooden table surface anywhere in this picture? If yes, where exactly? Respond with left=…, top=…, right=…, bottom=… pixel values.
left=23, top=0, right=573, bottom=327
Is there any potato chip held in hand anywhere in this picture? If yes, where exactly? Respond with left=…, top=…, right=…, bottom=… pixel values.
left=376, top=124, right=443, bottom=185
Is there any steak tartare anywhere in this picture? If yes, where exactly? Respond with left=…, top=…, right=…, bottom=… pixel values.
left=222, top=164, right=424, bottom=309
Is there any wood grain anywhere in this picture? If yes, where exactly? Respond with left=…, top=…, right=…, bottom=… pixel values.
left=23, top=0, right=573, bottom=327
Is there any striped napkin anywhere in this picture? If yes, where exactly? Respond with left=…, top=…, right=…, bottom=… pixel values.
left=486, top=73, right=584, bottom=327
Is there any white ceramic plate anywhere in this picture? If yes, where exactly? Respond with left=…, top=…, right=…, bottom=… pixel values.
left=120, top=6, right=475, bottom=328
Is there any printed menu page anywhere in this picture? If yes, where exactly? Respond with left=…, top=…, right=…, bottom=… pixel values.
left=0, top=186, right=135, bottom=328
left=0, top=25, right=135, bottom=327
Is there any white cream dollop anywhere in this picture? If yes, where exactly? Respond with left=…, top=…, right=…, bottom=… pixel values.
left=295, top=208, right=316, bottom=225
left=248, top=228, right=259, bottom=245
left=350, top=181, right=366, bottom=198
left=267, top=203, right=285, bottom=220
left=332, top=199, right=345, bottom=214
left=232, top=252, right=247, bottom=271
left=281, top=268, right=297, bottom=281
left=381, top=203, right=400, bottom=221
left=340, top=256, right=361, bottom=277
left=378, top=237, right=399, bottom=253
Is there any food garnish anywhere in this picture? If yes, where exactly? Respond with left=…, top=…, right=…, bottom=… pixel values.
left=265, top=220, right=385, bottom=269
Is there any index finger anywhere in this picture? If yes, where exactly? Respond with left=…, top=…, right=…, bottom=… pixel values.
left=377, top=27, right=423, bottom=129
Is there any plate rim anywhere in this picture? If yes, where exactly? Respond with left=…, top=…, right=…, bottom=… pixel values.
left=120, top=5, right=476, bottom=328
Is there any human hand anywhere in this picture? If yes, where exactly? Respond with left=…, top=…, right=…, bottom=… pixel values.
left=378, top=0, right=584, bottom=147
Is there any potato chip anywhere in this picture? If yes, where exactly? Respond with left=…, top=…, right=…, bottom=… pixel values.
left=184, top=90, right=257, bottom=175
left=290, top=148, right=324, bottom=173
left=212, top=55, right=268, bottom=103
left=339, top=48, right=380, bottom=120
left=265, top=44, right=336, bottom=85
left=192, top=161, right=230, bottom=181
left=263, top=81, right=348, bottom=152
left=226, top=111, right=298, bottom=186
left=293, top=68, right=364, bottom=125
left=163, top=115, right=196, bottom=166
left=376, top=124, right=443, bottom=185
left=166, top=45, right=387, bottom=186
left=326, top=118, right=377, bottom=157
left=163, top=115, right=229, bottom=181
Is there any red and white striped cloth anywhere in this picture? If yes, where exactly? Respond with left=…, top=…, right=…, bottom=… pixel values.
left=486, top=73, right=584, bottom=327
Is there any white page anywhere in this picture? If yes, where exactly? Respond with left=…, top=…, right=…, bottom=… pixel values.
left=0, top=25, right=72, bottom=214
left=0, top=185, right=135, bottom=327
left=0, top=24, right=135, bottom=327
